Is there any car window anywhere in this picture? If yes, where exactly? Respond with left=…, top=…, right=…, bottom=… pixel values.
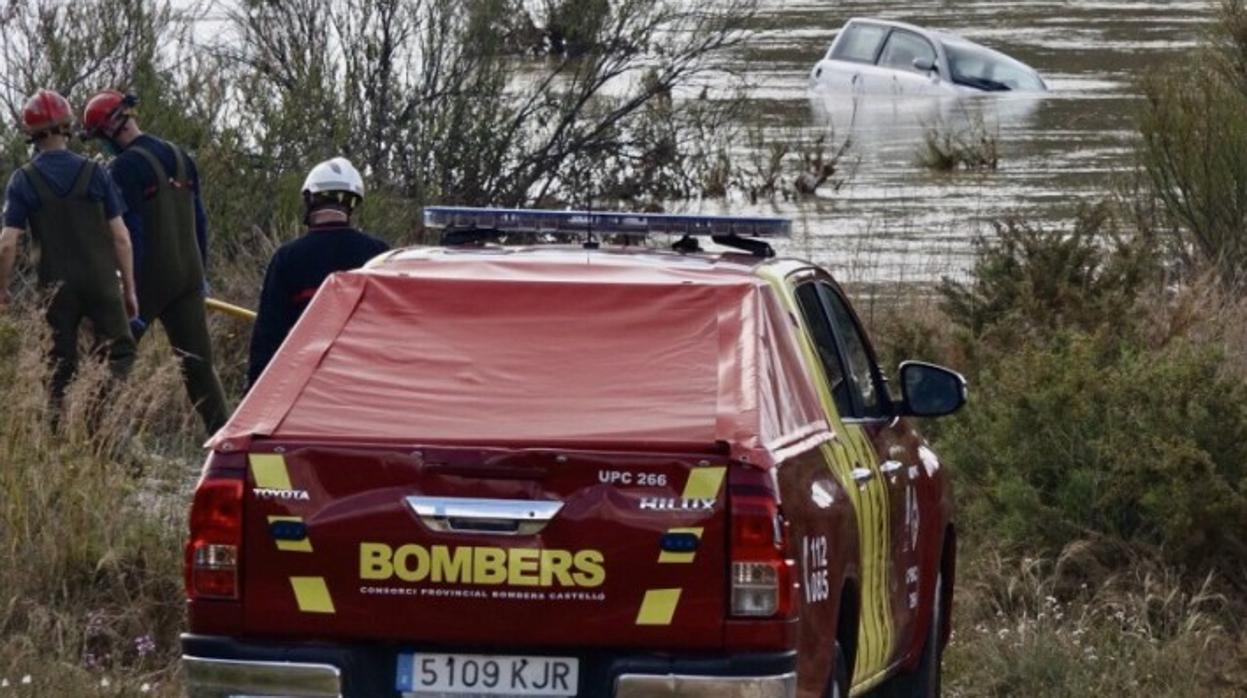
left=816, top=284, right=886, bottom=418
left=830, top=23, right=889, bottom=64
left=942, top=41, right=1044, bottom=91
left=795, top=283, right=855, bottom=418
left=877, top=30, right=937, bottom=73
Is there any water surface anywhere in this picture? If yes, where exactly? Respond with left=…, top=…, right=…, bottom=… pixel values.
left=710, top=0, right=1213, bottom=282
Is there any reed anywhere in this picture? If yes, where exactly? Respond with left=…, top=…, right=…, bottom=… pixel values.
left=0, top=303, right=196, bottom=696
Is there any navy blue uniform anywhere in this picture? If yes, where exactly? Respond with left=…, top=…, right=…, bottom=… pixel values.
left=247, top=224, right=389, bottom=386
left=3, top=150, right=125, bottom=228
left=108, top=134, right=209, bottom=293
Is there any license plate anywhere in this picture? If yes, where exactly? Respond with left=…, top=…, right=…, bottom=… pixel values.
left=397, top=653, right=579, bottom=696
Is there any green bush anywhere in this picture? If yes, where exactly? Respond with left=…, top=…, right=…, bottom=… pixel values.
left=938, top=204, right=1159, bottom=361
left=942, top=332, right=1247, bottom=574
left=930, top=199, right=1246, bottom=581
left=1139, top=0, right=1247, bottom=284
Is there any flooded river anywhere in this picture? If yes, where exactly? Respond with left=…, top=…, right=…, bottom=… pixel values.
left=178, top=1, right=1212, bottom=282
left=715, top=0, right=1214, bottom=282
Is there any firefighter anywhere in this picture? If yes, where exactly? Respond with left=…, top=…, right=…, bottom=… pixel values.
left=247, top=157, right=389, bottom=387
left=0, top=88, right=138, bottom=414
left=82, top=89, right=227, bottom=434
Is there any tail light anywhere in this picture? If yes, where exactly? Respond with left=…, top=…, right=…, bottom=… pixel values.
left=729, top=487, right=796, bottom=618
left=185, top=470, right=244, bottom=600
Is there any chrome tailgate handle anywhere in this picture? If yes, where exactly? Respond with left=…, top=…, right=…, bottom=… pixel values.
left=405, top=496, right=563, bottom=535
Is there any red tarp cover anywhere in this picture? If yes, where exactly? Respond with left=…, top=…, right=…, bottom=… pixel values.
left=211, top=256, right=832, bottom=466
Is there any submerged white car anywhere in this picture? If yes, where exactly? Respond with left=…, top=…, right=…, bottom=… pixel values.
left=810, top=18, right=1047, bottom=96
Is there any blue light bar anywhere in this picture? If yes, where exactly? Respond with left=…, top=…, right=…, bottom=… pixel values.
left=423, top=206, right=791, bottom=239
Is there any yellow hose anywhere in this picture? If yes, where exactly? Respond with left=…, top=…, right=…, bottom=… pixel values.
left=205, top=297, right=257, bottom=322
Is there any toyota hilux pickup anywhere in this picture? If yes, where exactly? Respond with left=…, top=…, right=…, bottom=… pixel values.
left=181, top=207, right=965, bottom=698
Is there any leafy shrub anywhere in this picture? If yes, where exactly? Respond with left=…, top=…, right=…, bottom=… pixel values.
left=941, top=332, right=1247, bottom=575
left=1139, top=0, right=1247, bottom=284
left=937, top=204, right=1162, bottom=373
left=931, top=200, right=1246, bottom=581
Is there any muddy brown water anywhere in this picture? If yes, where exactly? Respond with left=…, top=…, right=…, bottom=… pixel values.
left=184, top=1, right=1213, bottom=282
left=703, top=0, right=1213, bottom=282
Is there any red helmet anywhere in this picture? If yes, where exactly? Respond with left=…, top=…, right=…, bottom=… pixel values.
left=21, top=89, right=73, bottom=138
left=82, top=89, right=137, bottom=140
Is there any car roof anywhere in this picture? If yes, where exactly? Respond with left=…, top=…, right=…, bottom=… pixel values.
left=842, top=17, right=1005, bottom=54
left=845, top=16, right=937, bottom=38
left=841, top=16, right=1039, bottom=74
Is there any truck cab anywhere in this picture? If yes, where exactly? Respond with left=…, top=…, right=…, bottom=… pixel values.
left=181, top=208, right=964, bottom=698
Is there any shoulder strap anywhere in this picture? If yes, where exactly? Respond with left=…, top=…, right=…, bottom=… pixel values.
left=70, top=160, right=96, bottom=198
left=128, top=145, right=169, bottom=185
left=171, top=146, right=189, bottom=184
left=21, top=162, right=57, bottom=203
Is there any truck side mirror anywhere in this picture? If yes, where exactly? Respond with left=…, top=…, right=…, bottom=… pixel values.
left=897, top=361, right=966, bottom=418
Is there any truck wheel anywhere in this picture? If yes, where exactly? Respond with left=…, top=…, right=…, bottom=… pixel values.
left=876, top=571, right=944, bottom=697
left=829, top=641, right=850, bottom=698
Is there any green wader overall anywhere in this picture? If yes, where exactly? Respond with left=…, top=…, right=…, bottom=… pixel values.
left=24, top=160, right=136, bottom=411
left=127, top=145, right=227, bottom=434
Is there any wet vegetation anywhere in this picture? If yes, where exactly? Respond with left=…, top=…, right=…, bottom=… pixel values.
left=1, top=0, right=1247, bottom=695
left=869, top=3, right=1247, bottom=686
left=916, top=116, right=1000, bottom=173
left=860, top=1, right=1247, bottom=691
left=868, top=200, right=1247, bottom=694
left=1139, top=0, right=1247, bottom=285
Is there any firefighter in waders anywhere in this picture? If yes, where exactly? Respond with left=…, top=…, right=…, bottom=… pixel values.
left=82, top=90, right=227, bottom=435
left=247, top=157, right=389, bottom=387
left=0, top=89, right=138, bottom=417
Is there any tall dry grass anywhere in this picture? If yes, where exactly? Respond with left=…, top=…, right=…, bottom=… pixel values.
left=0, top=299, right=207, bottom=697
left=943, top=544, right=1247, bottom=697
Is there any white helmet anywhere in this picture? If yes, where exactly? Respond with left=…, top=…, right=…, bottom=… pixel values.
left=301, top=156, right=365, bottom=214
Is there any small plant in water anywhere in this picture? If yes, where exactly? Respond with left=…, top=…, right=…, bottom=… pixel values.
left=917, top=114, right=1000, bottom=172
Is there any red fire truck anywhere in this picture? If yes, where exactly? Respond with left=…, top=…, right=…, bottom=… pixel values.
left=182, top=208, right=964, bottom=698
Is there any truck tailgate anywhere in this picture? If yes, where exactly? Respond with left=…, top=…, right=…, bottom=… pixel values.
left=240, top=444, right=729, bottom=650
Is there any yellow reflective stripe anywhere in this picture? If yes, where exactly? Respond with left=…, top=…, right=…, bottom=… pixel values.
left=268, top=516, right=312, bottom=553
left=755, top=268, right=895, bottom=681
left=290, top=577, right=335, bottom=614
left=249, top=454, right=292, bottom=490
left=825, top=437, right=887, bottom=677
left=845, top=426, right=893, bottom=674
left=682, top=467, right=726, bottom=500
left=635, top=588, right=681, bottom=625
left=658, top=527, right=704, bottom=564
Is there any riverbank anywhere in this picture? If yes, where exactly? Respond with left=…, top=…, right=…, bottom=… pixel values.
left=945, top=545, right=1247, bottom=696
left=2, top=1, right=1246, bottom=694
left=2, top=202, right=1246, bottom=696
